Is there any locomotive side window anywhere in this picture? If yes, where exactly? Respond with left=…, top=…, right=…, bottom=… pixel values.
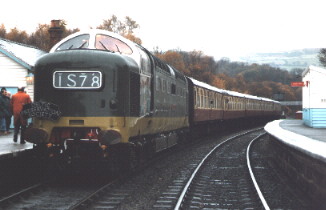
left=137, top=46, right=151, bottom=75
left=56, top=34, right=90, bottom=51
left=140, top=75, right=151, bottom=116
left=171, top=84, right=176, bottom=95
left=162, top=79, right=167, bottom=92
left=156, top=76, right=162, bottom=91
left=95, top=34, right=133, bottom=54
left=167, top=81, right=171, bottom=94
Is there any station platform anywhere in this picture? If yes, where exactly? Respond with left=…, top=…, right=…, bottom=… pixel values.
left=265, top=119, right=326, bottom=206
left=0, top=131, right=33, bottom=160
left=265, top=119, right=326, bottom=162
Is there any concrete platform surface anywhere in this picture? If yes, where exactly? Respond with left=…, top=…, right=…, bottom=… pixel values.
left=265, top=119, right=326, bottom=162
left=0, top=131, right=33, bottom=160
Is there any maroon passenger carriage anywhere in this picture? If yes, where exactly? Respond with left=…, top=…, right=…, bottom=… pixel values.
left=187, top=77, right=281, bottom=134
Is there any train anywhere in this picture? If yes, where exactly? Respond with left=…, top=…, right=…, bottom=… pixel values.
left=23, top=29, right=281, bottom=170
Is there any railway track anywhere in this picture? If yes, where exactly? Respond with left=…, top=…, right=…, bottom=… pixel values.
left=169, top=128, right=312, bottom=209
left=66, top=128, right=271, bottom=209
left=0, top=127, right=312, bottom=209
left=0, top=171, right=117, bottom=209
left=171, top=128, right=266, bottom=209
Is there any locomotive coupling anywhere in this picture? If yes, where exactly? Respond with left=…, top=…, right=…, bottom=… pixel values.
left=98, top=129, right=122, bottom=146
left=24, top=128, right=49, bottom=144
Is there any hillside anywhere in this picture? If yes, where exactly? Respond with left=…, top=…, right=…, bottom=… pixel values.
left=239, top=48, right=321, bottom=71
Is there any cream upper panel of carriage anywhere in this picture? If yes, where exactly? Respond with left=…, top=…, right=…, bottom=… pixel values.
left=190, top=78, right=222, bottom=109
left=190, top=77, right=262, bottom=100
left=190, top=77, right=279, bottom=111
left=189, top=77, right=225, bottom=94
left=191, top=78, right=245, bottom=110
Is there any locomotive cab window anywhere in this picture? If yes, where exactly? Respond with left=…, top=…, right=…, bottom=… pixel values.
left=56, top=34, right=90, bottom=51
left=95, top=34, right=133, bottom=54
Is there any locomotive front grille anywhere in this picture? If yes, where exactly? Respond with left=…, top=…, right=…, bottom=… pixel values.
left=69, top=120, right=84, bottom=125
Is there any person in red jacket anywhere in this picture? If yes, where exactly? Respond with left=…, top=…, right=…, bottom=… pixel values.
left=10, top=87, right=32, bottom=144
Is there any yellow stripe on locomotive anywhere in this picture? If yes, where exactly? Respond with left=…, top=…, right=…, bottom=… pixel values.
left=27, top=115, right=189, bottom=146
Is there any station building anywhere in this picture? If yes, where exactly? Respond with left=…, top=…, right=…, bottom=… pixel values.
left=302, top=65, right=326, bottom=128
left=0, top=38, right=46, bottom=100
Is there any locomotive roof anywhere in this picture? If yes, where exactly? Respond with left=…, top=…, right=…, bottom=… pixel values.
left=188, top=77, right=279, bottom=103
left=50, top=29, right=137, bottom=52
left=49, top=29, right=142, bottom=66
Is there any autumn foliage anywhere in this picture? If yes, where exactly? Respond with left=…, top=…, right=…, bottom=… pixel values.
left=1, top=16, right=303, bottom=113
left=155, top=50, right=302, bottom=103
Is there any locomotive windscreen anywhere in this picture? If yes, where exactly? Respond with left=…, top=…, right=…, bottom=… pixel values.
left=56, top=34, right=90, bottom=51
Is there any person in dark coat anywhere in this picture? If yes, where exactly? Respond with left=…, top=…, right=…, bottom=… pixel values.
left=0, top=92, right=8, bottom=135
left=1, top=88, right=12, bottom=135
left=10, top=87, right=32, bottom=143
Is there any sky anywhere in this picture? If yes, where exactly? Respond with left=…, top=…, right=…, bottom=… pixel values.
left=1, top=0, right=326, bottom=60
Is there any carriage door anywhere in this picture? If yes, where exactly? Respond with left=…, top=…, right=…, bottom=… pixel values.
left=138, top=47, right=152, bottom=116
left=209, top=91, right=214, bottom=120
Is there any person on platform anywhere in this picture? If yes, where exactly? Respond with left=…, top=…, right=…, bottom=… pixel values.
left=10, top=87, right=32, bottom=143
left=4, top=91, right=12, bottom=134
left=1, top=88, right=12, bottom=135
left=0, top=90, right=9, bottom=135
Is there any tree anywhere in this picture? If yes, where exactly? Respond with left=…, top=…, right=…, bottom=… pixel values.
left=124, top=16, right=139, bottom=34
left=123, top=33, right=142, bottom=45
left=155, top=50, right=189, bottom=75
left=28, top=20, right=79, bottom=52
left=289, top=68, right=304, bottom=78
left=5, top=27, right=29, bottom=44
left=97, top=15, right=141, bottom=44
left=0, top=24, right=6, bottom=38
left=211, top=74, right=227, bottom=89
left=318, top=48, right=326, bottom=67
left=28, top=24, right=51, bottom=51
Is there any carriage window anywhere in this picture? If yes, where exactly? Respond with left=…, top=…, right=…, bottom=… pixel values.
left=205, top=91, right=208, bottom=108
left=215, top=94, right=218, bottom=109
left=203, top=91, right=205, bottom=108
left=199, top=90, right=202, bottom=108
left=196, top=90, right=200, bottom=107
left=56, top=34, right=90, bottom=51
left=194, top=89, right=197, bottom=107
left=96, top=34, right=133, bottom=54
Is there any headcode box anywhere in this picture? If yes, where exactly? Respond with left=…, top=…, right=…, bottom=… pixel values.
left=302, top=65, right=326, bottom=128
